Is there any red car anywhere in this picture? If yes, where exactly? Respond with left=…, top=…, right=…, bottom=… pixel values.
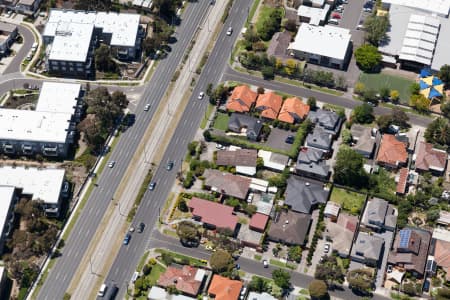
left=331, top=12, right=341, bottom=19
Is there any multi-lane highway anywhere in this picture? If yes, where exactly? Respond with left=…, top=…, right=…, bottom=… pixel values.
left=36, top=2, right=213, bottom=299
left=102, top=0, right=254, bottom=298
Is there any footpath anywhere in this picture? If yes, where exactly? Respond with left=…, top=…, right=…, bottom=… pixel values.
left=65, top=1, right=229, bottom=299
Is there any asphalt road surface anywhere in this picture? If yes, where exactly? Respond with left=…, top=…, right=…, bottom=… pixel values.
left=103, top=0, right=254, bottom=298
left=223, top=67, right=433, bottom=127
left=149, top=231, right=390, bottom=300
left=36, top=2, right=212, bottom=299
left=3, top=24, right=34, bottom=75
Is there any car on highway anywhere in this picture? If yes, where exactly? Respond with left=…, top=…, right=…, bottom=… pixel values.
left=198, top=91, right=205, bottom=100
left=263, top=260, right=268, bottom=268
left=226, top=27, right=233, bottom=36
left=123, top=233, right=131, bottom=245
left=108, top=161, right=115, bottom=168
left=144, top=103, right=151, bottom=111
left=149, top=182, right=156, bottom=190
left=137, top=222, right=145, bottom=233
left=166, top=161, right=174, bottom=171
left=129, top=226, right=135, bottom=233
left=98, top=284, right=107, bottom=297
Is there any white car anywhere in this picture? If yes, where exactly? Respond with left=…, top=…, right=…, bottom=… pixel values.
left=324, top=243, right=330, bottom=254
left=108, top=161, right=115, bottom=168
left=263, top=260, right=269, bottom=268
left=198, top=91, right=205, bottom=100
left=247, top=193, right=254, bottom=203
left=226, top=27, right=233, bottom=36
left=144, top=103, right=151, bottom=111
left=215, top=143, right=226, bottom=150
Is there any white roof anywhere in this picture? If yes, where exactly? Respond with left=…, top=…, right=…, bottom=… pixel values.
left=247, top=292, right=277, bottom=300
left=0, top=110, right=72, bottom=144
left=0, top=186, right=16, bottom=241
left=48, top=22, right=94, bottom=62
left=236, top=166, right=256, bottom=176
left=0, top=166, right=65, bottom=205
left=438, top=210, right=450, bottom=225
left=288, top=24, right=351, bottom=60
left=297, top=4, right=330, bottom=25
left=257, top=150, right=288, bottom=171
left=324, top=201, right=340, bottom=217
left=433, top=227, right=450, bottom=243
left=382, top=0, right=450, bottom=16
left=36, top=82, right=81, bottom=114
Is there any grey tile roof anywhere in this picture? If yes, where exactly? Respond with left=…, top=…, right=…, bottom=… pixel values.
left=268, top=210, right=312, bottom=245
left=351, top=124, right=375, bottom=157
left=284, top=176, right=329, bottom=213
left=308, top=109, right=341, bottom=134
left=216, top=149, right=258, bottom=167
left=306, top=127, right=333, bottom=151
left=362, top=198, right=397, bottom=230
left=352, top=231, right=385, bottom=262
left=228, top=113, right=263, bottom=140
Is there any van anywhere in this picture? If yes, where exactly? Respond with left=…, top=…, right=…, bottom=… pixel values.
left=98, top=284, right=107, bottom=297
left=131, top=271, right=139, bottom=283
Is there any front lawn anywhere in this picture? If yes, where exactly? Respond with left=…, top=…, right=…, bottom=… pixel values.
left=358, top=72, right=414, bottom=104
left=147, top=263, right=166, bottom=286
left=330, top=187, right=366, bottom=215
left=212, top=112, right=230, bottom=131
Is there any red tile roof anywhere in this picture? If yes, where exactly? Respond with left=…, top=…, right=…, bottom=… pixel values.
left=226, top=85, right=258, bottom=113
left=216, top=149, right=257, bottom=167
left=188, top=197, right=238, bottom=230
left=434, top=239, right=450, bottom=281
left=208, top=275, right=243, bottom=300
left=256, top=92, right=283, bottom=120
left=278, top=97, right=310, bottom=123
left=415, top=141, right=447, bottom=172
left=249, top=213, right=269, bottom=232
left=396, top=168, right=409, bottom=194
left=377, top=134, right=408, bottom=167
left=157, top=265, right=204, bottom=296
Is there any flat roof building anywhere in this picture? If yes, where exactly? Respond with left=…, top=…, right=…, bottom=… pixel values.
left=0, top=186, right=17, bottom=254
left=297, top=4, right=330, bottom=26
left=288, top=24, right=352, bottom=70
left=0, top=166, right=66, bottom=216
left=381, top=0, right=450, bottom=17
left=0, top=82, right=82, bottom=157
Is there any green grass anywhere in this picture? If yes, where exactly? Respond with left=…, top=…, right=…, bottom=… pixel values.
left=254, top=254, right=262, bottom=261
left=162, top=229, right=179, bottom=238
left=269, top=259, right=296, bottom=270
left=358, top=72, right=414, bottom=104
left=127, top=168, right=153, bottom=222
left=200, top=104, right=215, bottom=129
left=330, top=187, right=366, bottom=215
left=212, top=112, right=230, bottom=130
left=246, top=0, right=261, bottom=26
left=155, top=249, right=208, bottom=267
left=147, top=263, right=166, bottom=286
left=255, top=6, right=284, bottom=34
left=137, top=251, right=150, bottom=272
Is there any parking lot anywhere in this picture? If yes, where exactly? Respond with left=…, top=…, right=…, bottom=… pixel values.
left=266, top=128, right=295, bottom=152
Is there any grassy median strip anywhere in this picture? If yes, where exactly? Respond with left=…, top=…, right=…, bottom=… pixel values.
left=127, top=168, right=153, bottom=222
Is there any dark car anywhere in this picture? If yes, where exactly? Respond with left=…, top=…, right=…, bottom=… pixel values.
left=166, top=161, right=174, bottom=171
left=149, top=182, right=156, bottom=190
left=285, top=135, right=295, bottom=144
left=423, top=279, right=430, bottom=293
left=137, top=222, right=145, bottom=233
left=123, top=233, right=131, bottom=245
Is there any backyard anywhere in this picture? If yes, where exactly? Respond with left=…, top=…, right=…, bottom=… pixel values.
left=330, top=187, right=366, bottom=215
left=358, top=72, right=414, bottom=104
left=212, top=112, right=230, bottom=131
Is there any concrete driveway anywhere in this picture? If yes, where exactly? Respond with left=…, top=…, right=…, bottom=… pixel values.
left=266, top=127, right=294, bottom=152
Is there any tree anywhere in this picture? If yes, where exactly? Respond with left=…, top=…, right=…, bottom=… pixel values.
left=439, top=64, right=450, bottom=89
left=390, top=90, right=400, bottom=102
left=391, top=108, right=410, bottom=129
left=209, top=84, right=229, bottom=105
left=425, top=118, right=450, bottom=146
left=74, top=0, right=111, bottom=10
left=409, top=82, right=420, bottom=95
left=437, top=288, right=450, bottom=300
left=347, top=269, right=374, bottom=293
left=95, top=44, right=117, bottom=73
left=441, top=101, right=450, bottom=119
left=426, top=208, right=440, bottom=223
left=272, top=269, right=291, bottom=289
left=261, top=66, right=275, bottom=79
left=176, top=221, right=199, bottom=245
left=314, top=255, right=344, bottom=286
left=334, top=146, right=368, bottom=188
left=379, top=87, right=390, bottom=100
left=285, top=59, right=298, bottom=77
left=355, top=44, right=382, bottom=72
left=248, top=276, right=268, bottom=293
left=341, top=129, right=352, bottom=145
left=402, top=282, right=416, bottom=296
left=363, top=15, right=390, bottom=46
left=307, top=97, right=317, bottom=110
left=362, top=89, right=378, bottom=104
left=256, top=8, right=282, bottom=41
left=177, top=199, right=188, bottom=212
left=287, top=246, right=302, bottom=263
left=308, top=280, right=328, bottom=299
left=354, top=82, right=366, bottom=95
left=353, top=103, right=374, bottom=124
left=336, top=75, right=347, bottom=91
left=210, top=250, right=234, bottom=274
left=409, top=94, right=430, bottom=112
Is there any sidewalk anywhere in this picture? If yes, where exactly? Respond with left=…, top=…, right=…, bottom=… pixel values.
left=66, top=1, right=229, bottom=298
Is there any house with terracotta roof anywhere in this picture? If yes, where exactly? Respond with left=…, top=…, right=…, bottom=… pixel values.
left=278, top=97, right=310, bottom=124
left=325, top=213, right=358, bottom=257
left=249, top=213, right=269, bottom=232
left=255, top=92, right=283, bottom=120
left=157, top=265, right=206, bottom=297
left=414, top=141, right=447, bottom=175
left=396, top=168, right=409, bottom=195
left=208, top=275, right=243, bottom=300
left=388, top=228, right=431, bottom=277
left=376, top=134, right=408, bottom=169
left=188, top=197, right=238, bottom=232
left=226, top=85, right=258, bottom=113
left=203, top=169, right=251, bottom=200
left=431, top=228, right=450, bottom=281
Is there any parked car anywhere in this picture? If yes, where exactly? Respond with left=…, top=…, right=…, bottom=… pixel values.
left=166, top=161, right=174, bottom=171
left=216, top=143, right=226, bottom=150
left=329, top=18, right=339, bottom=25
left=423, top=279, right=430, bottom=293
left=263, top=260, right=268, bottom=268
left=108, top=161, right=115, bottom=168
left=335, top=7, right=343, bottom=13
left=123, top=233, right=131, bottom=245
left=324, top=243, right=330, bottom=254
left=331, top=12, right=342, bottom=19
left=198, top=91, right=205, bottom=100
left=247, top=193, right=254, bottom=203
left=387, top=264, right=393, bottom=273
left=357, top=19, right=365, bottom=30
left=285, top=135, right=295, bottom=144
left=137, top=222, right=145, bottom=233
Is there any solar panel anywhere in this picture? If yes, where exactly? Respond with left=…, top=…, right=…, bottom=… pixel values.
left=399, top=229, right=412, bottom=248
